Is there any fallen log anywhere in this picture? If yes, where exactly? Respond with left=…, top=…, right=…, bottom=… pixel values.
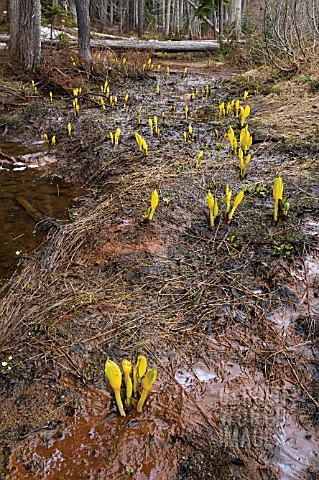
left=0, top=34, right=220, bottom=52
left=16, top=195, right=45, bottom=222
left=90, top=39, right=220, bottom=52
left=16, top=195, right=62, bottom=231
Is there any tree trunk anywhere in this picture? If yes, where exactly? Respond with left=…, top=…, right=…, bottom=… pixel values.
left=9, top=0, right=19, bottom=55
left=67, top=0, right=77, bottom=20
left=74, top=0, right=93, bottom=69
left=164, top=0, right=172, bottom=37
left=10, top=0, right=41, bottom=72
left=229, top=0, right=242, bottom=38
left=218, top=0, right=224, bottom=35
left=128, top=0, right=134, bottom=30
left=137, top=0, right=144, bottom=36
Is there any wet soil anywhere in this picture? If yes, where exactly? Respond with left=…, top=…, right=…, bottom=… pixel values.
left=0, top=54, right=318, bottom=479
left=0, top=141, right=86, bottom=284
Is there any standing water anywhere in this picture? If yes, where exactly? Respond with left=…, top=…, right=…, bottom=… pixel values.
left=0, top=141, right=86, bottom=285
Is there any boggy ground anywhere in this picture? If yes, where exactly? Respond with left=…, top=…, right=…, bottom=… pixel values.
left=0, top=51, right=318, bottom=479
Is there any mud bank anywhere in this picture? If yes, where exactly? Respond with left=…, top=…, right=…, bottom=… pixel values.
left=0, top=56, right=318, bottom=479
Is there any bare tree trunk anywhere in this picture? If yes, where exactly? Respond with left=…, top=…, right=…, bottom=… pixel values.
left=164, top=0, right=172, bottom=37
left=67, top=0, right=77, bottom=20
left=218, top=0, right=224, bottom=35
left=137, top=0, right=144, bottom=36
left=10, top=0, right=41, bottom=72
left=74, top=0, right=93, bottom=69
left=101, top=0, right=108, bottom=29
left=229, top=0, right=242, bottom=38
left=9, top=0, right=19, bottom=55
left=118, top=0, right=123, bottom=33
left=128, top=0, right=134, bottom=30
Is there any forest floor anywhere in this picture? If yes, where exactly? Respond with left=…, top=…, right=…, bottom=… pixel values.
left=0, top=49, right=318, bottom=479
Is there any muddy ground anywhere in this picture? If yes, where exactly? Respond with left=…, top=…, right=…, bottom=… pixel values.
left=0, top=51, right=318, bottom=479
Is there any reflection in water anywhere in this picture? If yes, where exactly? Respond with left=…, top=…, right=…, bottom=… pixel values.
left=0, top=147, right=85, bottom=285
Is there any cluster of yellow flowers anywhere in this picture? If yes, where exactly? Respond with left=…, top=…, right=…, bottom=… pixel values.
left=206, top=185, right=244, bottom=227
left=105, top=356, right=157, bottom=417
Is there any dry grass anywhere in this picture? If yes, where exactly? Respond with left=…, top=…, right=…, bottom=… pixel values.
left=0, top=58, right=318, bottom=478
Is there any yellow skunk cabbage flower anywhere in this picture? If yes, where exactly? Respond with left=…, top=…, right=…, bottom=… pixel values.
left=228, top=190, right=244, bottom=221
left=110, top=132, right=114, bottom=145
left=213, top=198, right=218, bottom=221
left=148, top=118, right=153, bottom=135
left=227, top=126, right=234, bottom=141
left=141, top=137, right=148, bottom=155
left=239, top=105, right=250, bottom=126
left=218, top=102, right=225, bottom=117
left=105, top=359, right=126, bottom=417
left=183, top=67, right=188, bottom=77
left=243, top=90, right=249, bottom=101
left=122, top=360, right=133, bottom=407
left=133, top=366, right=138, bottom=396
left=165, top=66, right=170, bottom=75
left=273, top=176, right=283, bottom=222
left=51, top=135, right=56, bottom=146
left=245, top=154, right=251, bottom=165
left=156, top=84, right=160, bottom=95
left=67, top=122, right=71, bottom=136
left=137, top=367, right=157, bottom=413
left=135, top=133, right=148, bottom=155
left=135, top=132, right=142, bottom=151
left=44, top=133, right=49, bottom=143
left=188, top=124, right=193, bottom=138
left=235, top=99, right=240, bottom=117
left=226, top=101, right=233, bottom=116
left=238, top=147, right=245, bottom=178
left=49, top=91, right=53, bottom=102
left=225, top=184, right=232, bottom=213
left=114, top=128, right=121, bottom=145
left=185, top=105, right=189, bottom=119
left=148, top=191, right=159, bottom=221
left=206, top=190, right=218, bottom=228
left=232, top=136, right=238, bottom=154
left=240, top=126, right=252, bottom=154
left=228, top=127, right=237, bottom=154
left=153, top=115, right=158, bottom=135
left=183, top=131, right=187, bottom=142
left=157, top=64, right=161, bottom=71
left=136, top=355, right=147, bottom=379
left=196, top=150, right=204, bottom=166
